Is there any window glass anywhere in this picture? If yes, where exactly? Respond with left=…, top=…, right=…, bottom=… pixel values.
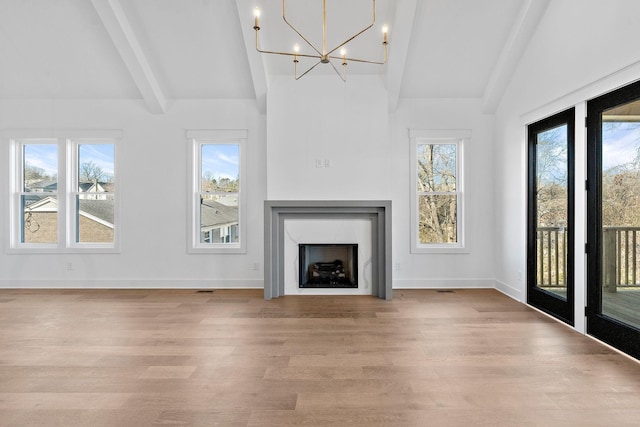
left=199, top=144, right=240, bottom=245
left=23, top=143, right=58, bottom=192
left=417, top=142, right=459, bottom=245
left=21, top=143, right=58, bottom=244
left=75, top=143, right=115, bottom=244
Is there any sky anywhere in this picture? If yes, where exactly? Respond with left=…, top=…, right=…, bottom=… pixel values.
left=24, top=142, right=115, bottom=179
left=79, top=144, right=115, bottom=178
left=201, top=144, right=239, bottom=181
left=602, top=122, right=640, bottom=171
left=24, top=143, right=58, bottom=177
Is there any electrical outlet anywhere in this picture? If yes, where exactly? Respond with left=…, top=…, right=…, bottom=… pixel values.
left=252, top=262, right=260, bottom=271
left=395, top=262, right=401, bottom=271
left=315, top=159, right=322, bottom=168
left=67, top=262, right=73, bottom=271
left=324, top=159, right=330, bottom=168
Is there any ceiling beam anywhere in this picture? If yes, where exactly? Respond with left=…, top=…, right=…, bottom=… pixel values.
left=90, top=0, right=167, bottom=114
left=481, top=0, right=550, bottom=114
left=386, top=0, right=418, bottom=113
left=235, top=0, right=268, bottom=114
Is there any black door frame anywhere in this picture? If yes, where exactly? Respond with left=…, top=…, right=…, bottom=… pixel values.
left=527, top=107, right=575, bottom=325
left=587, top=80, right=640, bottom=359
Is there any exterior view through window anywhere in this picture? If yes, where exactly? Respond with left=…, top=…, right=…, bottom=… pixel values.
left=417, top=142, right=459, bottom=245
left=199, top=143, right=239, bottom=244
left=535, top=124, right=569, bottom=298
left=75, top=143, right=115, bottom=243
left=21, top=142, right=59, bottom=244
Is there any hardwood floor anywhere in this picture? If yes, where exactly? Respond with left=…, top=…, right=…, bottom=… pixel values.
left=1, top=288, right=640, bottom=426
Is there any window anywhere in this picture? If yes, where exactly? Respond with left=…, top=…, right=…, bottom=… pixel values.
left=188, top=130, right=246, bottom=253
left=410, top=130, right=467, bottom=253
left=72, top=140, right=116, bottom=246
left=9, top=132, right=119, bottom=252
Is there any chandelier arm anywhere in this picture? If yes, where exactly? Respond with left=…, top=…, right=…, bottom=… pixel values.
left=295, top=60, right=324, bottom=80
left=326, top=0, right=376, bottom=56
left=342, top=53, right=387, bottom=65
left=257, top=47, right=321, bottom=60
left=328, top=59, right=347, bottom=82
left=255, top=27, right=321, bottom=59
left=282, top=0, right=323, bottom=57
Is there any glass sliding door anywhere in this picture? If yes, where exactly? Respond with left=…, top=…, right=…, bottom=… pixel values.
left=587, top=80, right=640, bottom=359
left=527, top=108, right=575, bottom=325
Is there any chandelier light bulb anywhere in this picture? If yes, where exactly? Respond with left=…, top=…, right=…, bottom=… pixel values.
left=294, top=44, right=300, bottom=53
left=253, top=7, right=260, bottom=29
left=340, top=48, right=347, bottom=57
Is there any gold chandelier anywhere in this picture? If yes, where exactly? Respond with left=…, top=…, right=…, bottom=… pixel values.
left=252, top=0, right=389, bottom=81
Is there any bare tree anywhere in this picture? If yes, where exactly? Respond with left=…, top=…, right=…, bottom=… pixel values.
left=201, top=171, right=238, bottom=193
left=535, top=127, right=568, bottom=228
left=24, top=165, right=49, bottom=181
left=601, top=122, right=640, bottom=227
left=79, top=161, right=106, bottom=182
left=417, top=144, right=457, bottom=243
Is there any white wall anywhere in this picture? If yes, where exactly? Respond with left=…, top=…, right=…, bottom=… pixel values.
left=494, top=0, right=640, bottom=330
left=266, top=75, right=391, bottom=200
left=0, top=99, right=266, bottom=288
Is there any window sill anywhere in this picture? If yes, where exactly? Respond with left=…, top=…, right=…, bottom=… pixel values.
left=188, top=246, right=246, bottom=255
left=6, top=247, right=120, bottom=254
left=411, top=246, right=469, bottom=254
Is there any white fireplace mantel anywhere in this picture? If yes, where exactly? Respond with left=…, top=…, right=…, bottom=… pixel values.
left=264, top=200, right=392, bottom=300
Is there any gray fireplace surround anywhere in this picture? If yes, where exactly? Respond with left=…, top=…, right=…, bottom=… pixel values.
left=264, top=200, right=392, bottom=300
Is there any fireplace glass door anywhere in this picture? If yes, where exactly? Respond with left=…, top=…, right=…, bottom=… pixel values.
left=299, top=244, right=358, bottom=288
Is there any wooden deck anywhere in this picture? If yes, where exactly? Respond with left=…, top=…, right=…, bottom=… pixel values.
left=1, top=289, right=640, bottom=426
left=539, top=286, right=640, bottom=330
left=603, top=288, right=640, bottom=329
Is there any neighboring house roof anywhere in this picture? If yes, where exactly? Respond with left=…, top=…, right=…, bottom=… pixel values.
left=78, top=181, right=111, bottom=192
left=78, top=199, right=114, bottom=225
left=201, top=199, right=238, bottom=228
left=25, top=196, right=114, bottom=228
left=24, top=196, right=57, bottom=211
left=28, top=180, right=58, bottom=192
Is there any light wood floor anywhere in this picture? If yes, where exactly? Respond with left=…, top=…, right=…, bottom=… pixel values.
left=1, top=289, right=640, bottom=426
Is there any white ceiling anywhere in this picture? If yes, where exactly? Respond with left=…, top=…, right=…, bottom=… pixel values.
left=0, top=0, right=548, bottom=113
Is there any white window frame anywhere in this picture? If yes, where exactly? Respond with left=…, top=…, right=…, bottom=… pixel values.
left=68, top=138, right=118, bottom=251
left=187, top=129, right=247, bottom=254
left=410, top=129, right=468, bottom=253
left=7, top=130, right=120, bottom=254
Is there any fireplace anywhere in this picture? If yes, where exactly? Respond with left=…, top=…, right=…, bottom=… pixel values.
left=299, top=244, right=358, bottom=288
left=264, top=200, right=392, bottom=299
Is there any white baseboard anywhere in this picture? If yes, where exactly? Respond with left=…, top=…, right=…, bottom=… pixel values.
left=393, top=278, right=495, bottom=289
left=0, top=279, right=264, bottom=289
left=0, top=278, right=522, bottom=299
left=494, top=279, right=523, bottom=302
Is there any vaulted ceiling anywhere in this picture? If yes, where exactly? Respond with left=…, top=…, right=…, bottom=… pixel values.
left=0, top=0, right=549, bottom=113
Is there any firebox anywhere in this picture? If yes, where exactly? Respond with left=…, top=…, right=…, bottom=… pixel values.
left=298, top=244, right=358, bottom=288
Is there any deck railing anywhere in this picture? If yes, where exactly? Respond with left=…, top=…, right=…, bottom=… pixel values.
left=603, top=227, right=640, bottom=292
left=537, top=226, right=640, bottom=291
left=536, top=227, right=567, bottom=288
